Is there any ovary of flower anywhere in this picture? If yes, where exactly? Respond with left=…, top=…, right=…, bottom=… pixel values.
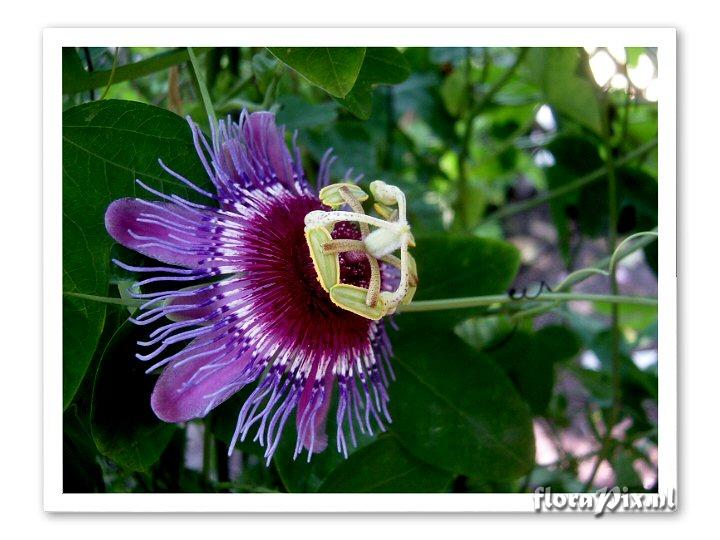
left=304, top=180, right=417, bottom=320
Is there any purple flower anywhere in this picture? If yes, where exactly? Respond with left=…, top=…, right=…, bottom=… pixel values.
left=104, top=111, right=416, bottom=463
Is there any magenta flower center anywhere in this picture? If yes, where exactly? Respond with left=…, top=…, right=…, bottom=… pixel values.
left=247, top=194, right=373, bottom=358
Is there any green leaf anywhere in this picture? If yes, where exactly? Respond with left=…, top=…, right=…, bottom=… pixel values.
left=455, top=315, right=517, bottom=351
left=487, top=325, right=581, bottom=414
left=527, top=47, right=602, bottom=133
left=439, top=68, right=469, bottom=117
left=64, top=405, right=105, bottom=493
left=62, top=99, right=211, bottom=409
left=268, top=47, right=366, bottom=98
left=388, top=315, right=535, bottom=480
left=394, top=72, right=456, bottom=143
left=90, top=319, right=176, bottom=472
left=63, top=296, right=107, bottom=409
left=275, top=95, right=338, bottom=130
left=318, top=435, right=454, bottom=492
left=62, top=48, right=88, bottom=95
left=336, top=47, right=411, bottom=119
left=535, top=325, right=583, bottom=363
left=410, top=235, right=521, bottom=328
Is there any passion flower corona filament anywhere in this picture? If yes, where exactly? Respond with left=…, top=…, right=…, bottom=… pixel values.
left=104, top=111, right=417, bottom=463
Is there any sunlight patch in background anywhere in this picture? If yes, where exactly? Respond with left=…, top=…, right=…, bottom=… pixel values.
left=586, top=46, right=658, bottom=101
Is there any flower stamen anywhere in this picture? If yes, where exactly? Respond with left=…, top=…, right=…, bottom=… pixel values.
left=304, top=180, right=417, bottom=319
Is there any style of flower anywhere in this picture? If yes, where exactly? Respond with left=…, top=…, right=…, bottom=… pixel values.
left=104, top=111, right=417, bottom=463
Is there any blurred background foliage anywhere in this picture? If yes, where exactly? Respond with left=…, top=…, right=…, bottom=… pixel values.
left=62, top=45, right=658, bottom=494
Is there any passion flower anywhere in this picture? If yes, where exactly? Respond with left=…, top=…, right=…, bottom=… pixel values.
left=105, top=111, right=416, bottom=463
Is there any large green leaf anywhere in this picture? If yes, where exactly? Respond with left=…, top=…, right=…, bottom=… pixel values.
left=336, top=47, right=411, bottom=119
left=62, top=99, right=211, bottom=408
left=486, top=325, right=581, bottom=414
left=527, top=47, right=602, bottom=134
left=90, top=319, right=176, bottom=472
left=63, top=296, right=107, bottom=409
left=268, top=47, right=366, bottom=98
left=409, top=235, right=521, bottom=328
left=318, top=435, right=453, bottom=493
left=388, top=315, right=535, bottom=480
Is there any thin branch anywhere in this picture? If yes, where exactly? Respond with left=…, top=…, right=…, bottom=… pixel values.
left=482, top=138, right=658, bottom=223
left=398, top=292, right=656, bottom=313
left=63, top=47, right=212, bottom=95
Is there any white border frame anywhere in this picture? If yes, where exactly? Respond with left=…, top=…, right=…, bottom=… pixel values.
left=43, top=27, right=677, bottom=512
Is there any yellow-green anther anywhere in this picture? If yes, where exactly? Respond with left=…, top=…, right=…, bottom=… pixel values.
left=319, top=183, right=368, bottom=208
left=305, top=227, right=339, bottom=292
left=402, top=284, right=417, bottom=305
left=329, top=284, right=387, bottom=321
left=407, top=231, right=416, bottom=247
left=406, top=251, right=419, bottom=287
left=373, top=202, right=394, bottom=220
left=369, top=180, right=397, bottom=205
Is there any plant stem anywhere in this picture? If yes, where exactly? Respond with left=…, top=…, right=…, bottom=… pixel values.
left=99, top=48, right=120, bottom=100
left=482, top=138, right=657, bottom=223
left=583, top=69, right=623, bottom=492
left=398, top=291, right=656, bottom=313
left=63, top=291, right=142, bottom=307
left=559, top=227, right=657, bottom=292
left=187, top=47, right=216, bottom=124
left=453, top=47, right=527, bottom=230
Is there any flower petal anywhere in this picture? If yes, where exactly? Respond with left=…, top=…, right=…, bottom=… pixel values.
left=150, top=336, right=254, bottom=422
left=244, top=112, right=294, bottom=188
left=162, top=279, right=244, bottom=323
left=105, top=198, right=235, bottom=269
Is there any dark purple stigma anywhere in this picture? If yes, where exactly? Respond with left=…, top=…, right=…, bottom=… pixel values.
left=331, top=221, right=371, bottom=289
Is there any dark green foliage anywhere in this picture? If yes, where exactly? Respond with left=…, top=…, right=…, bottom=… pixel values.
left=268, top=47, right=366, bottom=98
left=389, top=315, right=536, bottom=480
left=486, top=325, right=582, bottom=415
left=335, top=47, right=411, bottom=119
left=410, top=235, right=521, bottom=328
left=90, top=319, right=176, bottom=472
left=318, top=435, right=453, bottom=492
